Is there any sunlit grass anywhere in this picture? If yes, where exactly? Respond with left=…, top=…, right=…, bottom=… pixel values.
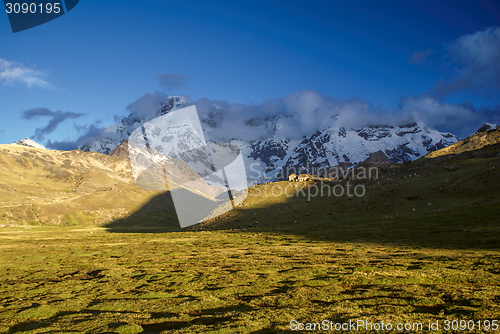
left=0, top=225, right=499, bottom=333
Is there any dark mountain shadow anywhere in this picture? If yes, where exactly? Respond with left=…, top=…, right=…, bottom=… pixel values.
left=105, top=188, right=233, bottom=233
left=105, top=145, right=500, bottom=250
left=105, top=191, right=182, bottom=233
left=104, top=184, right=500, bottom=250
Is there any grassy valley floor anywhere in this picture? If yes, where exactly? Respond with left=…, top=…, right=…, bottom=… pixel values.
left=0, top=221, right=499, bottom=333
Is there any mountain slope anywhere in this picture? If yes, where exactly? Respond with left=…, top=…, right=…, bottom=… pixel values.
left=80, top=96, right=186, bottom=154
left=80, top=97, right=458, bottom=184
left=194, top=143, right=500, bottom=233
left=0, top=145, right=176, bottom=226
left=13, top=138, right=46, bottom=149
left=426, top=127, right=500, bottom=158
left=0, top=142, right=238, bottom=228
left=253, top=123, right=456, bottom=181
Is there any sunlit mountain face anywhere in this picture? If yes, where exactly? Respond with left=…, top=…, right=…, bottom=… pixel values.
left=80, top=96, right=458, bottom=184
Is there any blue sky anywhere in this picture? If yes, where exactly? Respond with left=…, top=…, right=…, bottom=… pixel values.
left=1, top=0, right=499, bottom=148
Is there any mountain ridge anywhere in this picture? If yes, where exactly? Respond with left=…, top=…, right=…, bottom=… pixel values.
left=12, top=138, right=46, bottom=150
left=79, top=96, right=459, bottom=184
left=426, top=127, right=500, bottom=159
left=1, top=123, right=500, bottom=227
left=0, top=144, right=174, bottom=226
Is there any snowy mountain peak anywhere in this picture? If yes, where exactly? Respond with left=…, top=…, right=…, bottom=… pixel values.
left=259, top=122, right=458, bottom=182
left=157, top=96, right=186, bottom=116
left=13, top=138, right=46, bottom=149
left=79, top=96, right=186, bottom=154
left=80, top=98, right=459, bottom=185
left=476, top=123, right=500, bottom=133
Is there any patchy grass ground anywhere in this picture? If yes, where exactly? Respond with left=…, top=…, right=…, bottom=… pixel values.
left=0, top=222, right=499, bottom=333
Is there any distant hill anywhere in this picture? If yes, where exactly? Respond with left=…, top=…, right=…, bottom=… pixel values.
left=426, top=127, right=500, bottom=159
left=0, top=142, right=235, bottom=228
left=12, top=138, right=46, bottom=150
left=361, top=150, right=390, bottom=168
left=476, top=123, right=499, bottom=133
left=109, top=139, right=129, bottom=158
left=0, top=144, right=177, bottom=227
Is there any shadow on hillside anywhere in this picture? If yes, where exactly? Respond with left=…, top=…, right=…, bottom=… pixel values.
left=105, top=144, right=500, bottom=249
left=105, top=187, right=241, bottom=233
left=105, top=191, right=183, bottom=233
left=104, top=183, right=500, bottom=250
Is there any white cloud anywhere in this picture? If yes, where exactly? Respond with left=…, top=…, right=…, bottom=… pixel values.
left=435, top=26, right=500, bottom=96
left=123, top=89, right=498, bottom=142
left=191, top=90, right=487, bottom=141
left=399, top=95, right=486, bottom=137
left=125, top=92, right=193, bottom=122
left=50, top=89, right=500, bottom=150
left=0, top=58, right=52, bottom=89
left=46, top=122, right=105, bottom=150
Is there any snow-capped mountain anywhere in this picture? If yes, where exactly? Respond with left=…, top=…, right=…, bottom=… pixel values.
left=13, top=138, right=46, bottom=149
left=80, top=96, right=186, bottom=154
left=245, top=123, right=456, bottom=182
left=476, top=123, right=500, bottom=133
left=80, top=96, right=459, bottom=184
left=127, top=105, right=224, bottom=186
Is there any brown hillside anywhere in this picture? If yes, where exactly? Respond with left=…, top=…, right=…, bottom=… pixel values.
left=426, top=128, right=500, bottom=158
left=0, top=144, right=175, bottom=226
left=362, top=150, right=390, bottom=168
left=109, top=139, right=130, bottom=158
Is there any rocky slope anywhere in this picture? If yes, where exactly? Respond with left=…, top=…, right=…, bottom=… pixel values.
left=476, top=123, right=500, bottom=133
left=80, top=97, right=186, bottom=155
left=252, top=123, right=456, bottom=181
left=0, top=144, right=175, bottom=226
left=426, top=127, right=500, bottom=159
left=79, top=97, right=459, bottom=184
left=13, top=138, right=46, bottom=149
left=0, top=140, right=237, bottom=227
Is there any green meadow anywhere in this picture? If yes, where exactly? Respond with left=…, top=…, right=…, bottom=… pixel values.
left=1, top=154, right=500, bottom=333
